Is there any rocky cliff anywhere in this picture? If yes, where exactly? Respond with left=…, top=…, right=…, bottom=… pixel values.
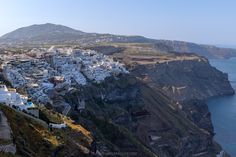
left=61, top=74, right=223, bottom=157
left=16, top=53, right=231, bottom=157
left=130, top=56, right=234, bottom=101
left=124, top=54, right=233, bottom=156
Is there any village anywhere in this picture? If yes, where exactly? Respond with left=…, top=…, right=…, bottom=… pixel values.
left=0, top=46, right=129, bottom=126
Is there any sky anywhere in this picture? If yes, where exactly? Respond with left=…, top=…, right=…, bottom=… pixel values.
left=0, top=0, right=236, bottom=46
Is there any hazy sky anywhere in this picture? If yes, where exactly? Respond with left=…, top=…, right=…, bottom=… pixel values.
left=0, top=0, right=236, bottom=46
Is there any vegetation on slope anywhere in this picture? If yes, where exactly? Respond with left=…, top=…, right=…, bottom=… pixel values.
left=0, top=104, right=93, bottom=157
left=39, top=106, right=64, bottom=124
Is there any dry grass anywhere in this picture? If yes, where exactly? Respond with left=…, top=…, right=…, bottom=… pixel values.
left=64, top=117, right=92, bottom=139
left=0, top=104, right=93, bottom=156
left=0, top=105, right=60, bottom=156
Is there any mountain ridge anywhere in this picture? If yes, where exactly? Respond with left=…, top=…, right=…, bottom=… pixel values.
left=0, top=23, right=236, bottom=59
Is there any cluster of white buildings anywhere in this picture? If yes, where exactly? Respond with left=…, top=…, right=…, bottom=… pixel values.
left=0, top=84, right=67, bottom=129
left=51, top=55, right=87, bottom=85
left=1, top=47, right=129, bottom=113
left=0, top=85, right=38, bottom=117
left=77, top=50, right=128, bottom=83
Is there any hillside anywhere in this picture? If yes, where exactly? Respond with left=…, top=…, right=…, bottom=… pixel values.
left=0, top=105, right=93, bottom=157
left=0, top=23, right=152, bottom=46
left=0, top=23, right=88, bottom=45
left=1, top=74, right=224, bottom=157
left=1, top=23, right=86, bottom=40
left=1, top=23, right=236, bottom=58
left=63, top=74, right=226, bottom=157
left=0, top=46, right=233, bottom=156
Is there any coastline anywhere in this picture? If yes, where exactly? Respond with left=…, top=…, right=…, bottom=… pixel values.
left=207, top=58, right=236, bottom=157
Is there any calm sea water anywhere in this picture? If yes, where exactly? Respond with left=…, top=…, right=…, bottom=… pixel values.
left=208, top=58, right=236, bottom=156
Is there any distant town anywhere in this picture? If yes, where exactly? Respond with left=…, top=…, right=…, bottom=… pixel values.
left=0, top=46, right=128, bottom=119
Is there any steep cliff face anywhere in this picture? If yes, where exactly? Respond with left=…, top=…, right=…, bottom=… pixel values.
left=181, top=100, right=214, bottom=135
left=125, top=55, right=233, bottom=156
left=64, top=75, right=221, bottom=157
left=130, top=57, right=234, bottom=101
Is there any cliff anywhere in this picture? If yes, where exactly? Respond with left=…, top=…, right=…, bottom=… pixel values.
left=63, top=75, right=223, bottom=157
left=125, top=54, right=233, bottom=156
left=130, top=56, right=234, bottom=101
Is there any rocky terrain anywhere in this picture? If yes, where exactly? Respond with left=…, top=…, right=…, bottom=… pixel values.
left=63, top=74, right=222, bottom=157
left=129, top=55, right=234, bottom=101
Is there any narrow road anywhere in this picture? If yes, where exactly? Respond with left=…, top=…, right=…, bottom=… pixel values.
left=0, top=110, right=16, bottom=154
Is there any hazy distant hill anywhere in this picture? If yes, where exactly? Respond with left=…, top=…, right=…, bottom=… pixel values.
left=155, top=40, right=236, bottom=59
left=0, top=23, right=236, bottom=58
left=0, top=23, right=92, bottom=44
left=0, top=23, right=152, bottom=45
left=0, top=23, right=86, bottom=42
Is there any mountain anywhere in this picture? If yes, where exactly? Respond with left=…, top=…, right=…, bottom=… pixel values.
left=0, top=23, right=236, bottom=58
left=0, top=23, right=152, bottom=46
left=0, top=23, right=88, bottom=44
left=1, top=23, right=86, bottom=40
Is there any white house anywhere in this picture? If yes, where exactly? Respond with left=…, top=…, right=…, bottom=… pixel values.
left=0, top=85, right=11, bottom=104
left=49, top=123, right=67, bottom=129
left=0, top=84, right=39, bottom=117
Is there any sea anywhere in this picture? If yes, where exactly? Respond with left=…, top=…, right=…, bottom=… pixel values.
left=208, top=57, right=236, bottom=156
